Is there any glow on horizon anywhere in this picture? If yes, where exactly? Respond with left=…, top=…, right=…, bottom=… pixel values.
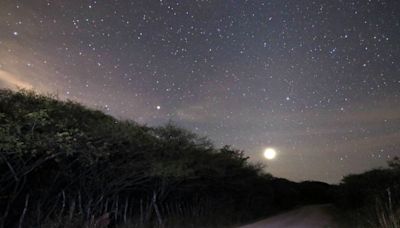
left=264, top=148, right=277, bottom=160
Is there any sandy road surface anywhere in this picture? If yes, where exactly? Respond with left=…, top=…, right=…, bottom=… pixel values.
left=239, top=204, right=339, bottom=228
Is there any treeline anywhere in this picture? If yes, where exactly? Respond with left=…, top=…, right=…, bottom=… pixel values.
left=334, top=157, right=400, bottom=227
left=2, top=89, right=399, bottom=228
left=0, top=89, right=333, bottom=228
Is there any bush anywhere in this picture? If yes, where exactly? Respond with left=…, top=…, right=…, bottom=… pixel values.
left=0, top=89, right=281, bottom=227
left=335, top=157, right=400, bottom=227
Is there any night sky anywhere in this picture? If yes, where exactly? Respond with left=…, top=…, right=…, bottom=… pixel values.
left=1, top=0, right=400, bottom=183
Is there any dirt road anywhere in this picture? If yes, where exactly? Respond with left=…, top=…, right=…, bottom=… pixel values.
left=239, top=204, right=339, bottom=228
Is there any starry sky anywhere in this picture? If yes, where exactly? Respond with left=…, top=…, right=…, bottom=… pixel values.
left=1, top=0, right=400, bottom=183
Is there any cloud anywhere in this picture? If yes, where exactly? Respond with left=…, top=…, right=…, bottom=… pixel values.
left=0, top=69, right=33, bottom=90
left=176, top=104, right=211, bottom=121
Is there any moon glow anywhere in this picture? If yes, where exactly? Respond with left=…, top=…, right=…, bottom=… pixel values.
left=263, top=148, right=277, bottom=160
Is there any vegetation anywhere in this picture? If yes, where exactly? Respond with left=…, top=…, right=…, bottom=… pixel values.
left=0, top=89, right=333, bottom=228
left=335, top=157, right=400, bottom=227
left=4, top=89, right=398, bottom=227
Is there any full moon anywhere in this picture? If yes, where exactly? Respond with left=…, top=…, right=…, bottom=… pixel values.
left=263, top=148, right=277, bottom=160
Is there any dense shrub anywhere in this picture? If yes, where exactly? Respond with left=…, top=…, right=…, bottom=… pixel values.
left=335, top=158, right=400, bottom=227
left=0, top=89, right=334, bottom=227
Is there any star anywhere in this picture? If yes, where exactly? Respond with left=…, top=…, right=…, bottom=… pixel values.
left=0, top=0, right=399, bottom=183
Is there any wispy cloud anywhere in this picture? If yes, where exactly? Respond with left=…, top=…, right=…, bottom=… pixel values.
left=0, top=69, right=33, bottom=89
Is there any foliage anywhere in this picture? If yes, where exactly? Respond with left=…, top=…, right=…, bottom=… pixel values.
left=0, top=89, right=336, bottom=227
left=335, top=157, right=400, bottom=227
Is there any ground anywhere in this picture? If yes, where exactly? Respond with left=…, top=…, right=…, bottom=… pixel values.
left=239, top=204, right=340, bottom=228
